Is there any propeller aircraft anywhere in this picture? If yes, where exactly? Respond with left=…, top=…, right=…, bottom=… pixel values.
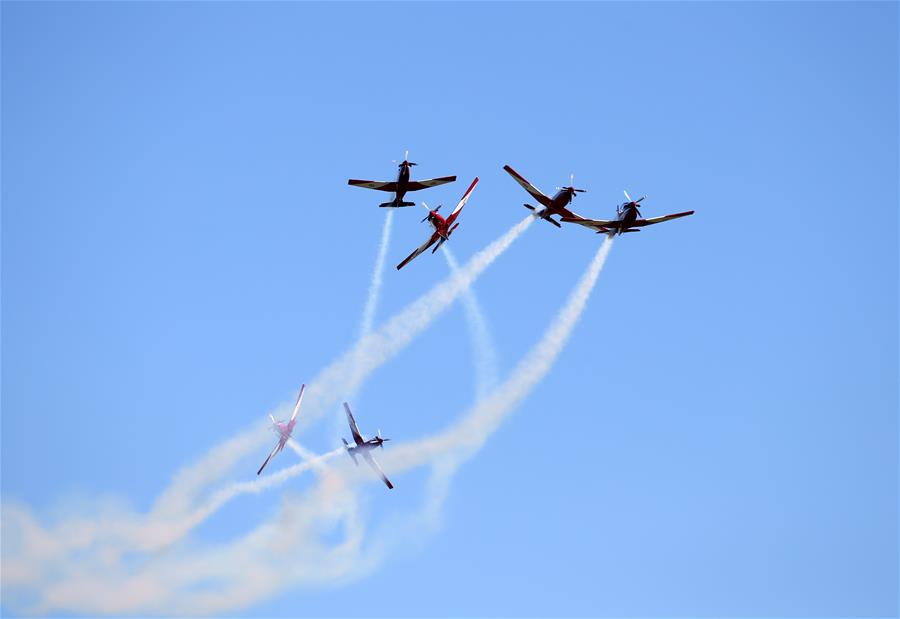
left=396, top=177, right=479, bottom=270
left=502, top=164, right=586, bottom=228
left=257, top=384, right=305, bottom=475
left=561, top=190, right=694, bottom=235
left=348, top=151, right=457, bottom=208
left=341, top=402, right=394, bottom=489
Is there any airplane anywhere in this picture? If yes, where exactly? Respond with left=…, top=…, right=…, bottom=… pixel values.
left=341, top=402, right=394, bottom=489
left=561, top=190, right=695, bottom=235
left=502, top=164, right=587, bottom=228
left=348, top=151, right=457, bottom=208
left=396, top=177, right=479, bottom=270
left=257, top=384, right=305, bottom=475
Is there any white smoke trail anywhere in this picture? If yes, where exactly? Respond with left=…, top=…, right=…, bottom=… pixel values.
left=358, top=210, right=393, bottom=340
left=294, top=214, right=532, bottom=426
left=151, top=216, right=530, bottom=534
left=386, top=236, right=614, bottom=470
left=1, top=238, right=613, bottom=616
left=1, top=218, right=535, bottom=615
left=441, top=245, right=499, bottom=400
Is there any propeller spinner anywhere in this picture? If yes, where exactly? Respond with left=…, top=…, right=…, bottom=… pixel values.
left=557, top=173, right=586, bottom=195
left=393, top=149, right=417, bottom=168
left=623, top=190, right=646, bottom=217
left=420, top=201, right=441, bottom=222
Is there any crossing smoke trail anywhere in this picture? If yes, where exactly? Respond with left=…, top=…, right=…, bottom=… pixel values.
left=1, top=217, right=534, bottom=615
left=148, top=215, right=531, bottom=532
left=334, top=209, right=395, bottom=439
left=441, top=245, right=500, bottom=400
left=386, top=236, right=613, bottom=470
left=5, top=237, right=612, bottom=616
left=296, top=214, right=532, bottom=426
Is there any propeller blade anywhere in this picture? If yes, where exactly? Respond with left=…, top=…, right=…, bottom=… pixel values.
left=623, top=189, right=632, bottom=203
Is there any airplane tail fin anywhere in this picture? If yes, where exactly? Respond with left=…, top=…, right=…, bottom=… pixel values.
left=524, top=204, right=560, bottom=227
left=341, top=438, right=359, bottom=465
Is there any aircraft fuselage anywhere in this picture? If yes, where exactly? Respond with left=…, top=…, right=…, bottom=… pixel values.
left=272, top=419, right=296, bottom=444
left=426, top=211, right=451, bottom=238
left=345, top=438, right=385, bottom=456
left=613, top=203, right=640, bottom=234
left=544, top=189, right=575, bottom=217
left=394, top=162, right=412, bottom=201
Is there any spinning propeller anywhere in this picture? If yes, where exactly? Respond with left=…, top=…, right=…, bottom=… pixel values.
left=623, top=190, right=646, bottom=217
left=376, top=429, right=390, bottom=447
left=557, top=173, right=586, bottom=196
left=393, top=149, right=417, bottom=168
left=420, top=201, right=441, bottom=222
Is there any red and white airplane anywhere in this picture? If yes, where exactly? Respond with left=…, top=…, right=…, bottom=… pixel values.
left=257, top=384, right=305, bottom=475
left=561, top=190, right=694, bottom=235
left=503, top=164, right=587, bottom=228
left=348, top=151, right=456, bottom=208
left=396, top=177, right=479, bottom=270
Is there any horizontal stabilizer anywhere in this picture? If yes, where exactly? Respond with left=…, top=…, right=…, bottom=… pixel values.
left=543, top=216, right=562, bottom=228
left=523, top=203, right=536, bottom=211
left=341, top=438, right=359, bottom=465
left=379, top=200, right=416, bottom=208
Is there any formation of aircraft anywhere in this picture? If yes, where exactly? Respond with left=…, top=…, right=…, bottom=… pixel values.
left=396, top=177, right=479, bottom=270
left=254, top=155, right=695, bottom=489
left=257, top=384, right=305, bottom=475
left=347, top=151, right=456, bottom=209
left=341, top=402, right=394, bottom=489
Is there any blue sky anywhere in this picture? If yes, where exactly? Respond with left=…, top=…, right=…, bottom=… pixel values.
left=2, top=1, right=897, bottom=617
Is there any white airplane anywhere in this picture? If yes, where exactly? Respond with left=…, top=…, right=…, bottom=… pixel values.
left=341, top=402, right=394, bottom=489
left=257, top=384, right=305, bottom=475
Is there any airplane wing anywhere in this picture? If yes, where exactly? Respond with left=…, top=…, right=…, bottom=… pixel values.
left=554, top=205, right=584, bottom=221
left=396, top=231, right=440, bottom=270
left=347, top=179, right=398, bottom=192
left=632, top=210, right=695, bottom=227
left=405, top=176, right=457, bottom=191
left=362, top=452, right=394, bottom=489
left=257, top=441, right=282, bottom=476
left=344, top=402, right=365, bottom=446
left=289, top=384, right=306, bottom=423
left=560, top=217, right=619, bottom=231
left=503, top=165, right=552, bottom=208
left=446, top=177, right=479, bottom=225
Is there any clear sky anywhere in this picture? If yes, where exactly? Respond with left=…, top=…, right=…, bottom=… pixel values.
left=2, top=1, right=897, bottom=617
